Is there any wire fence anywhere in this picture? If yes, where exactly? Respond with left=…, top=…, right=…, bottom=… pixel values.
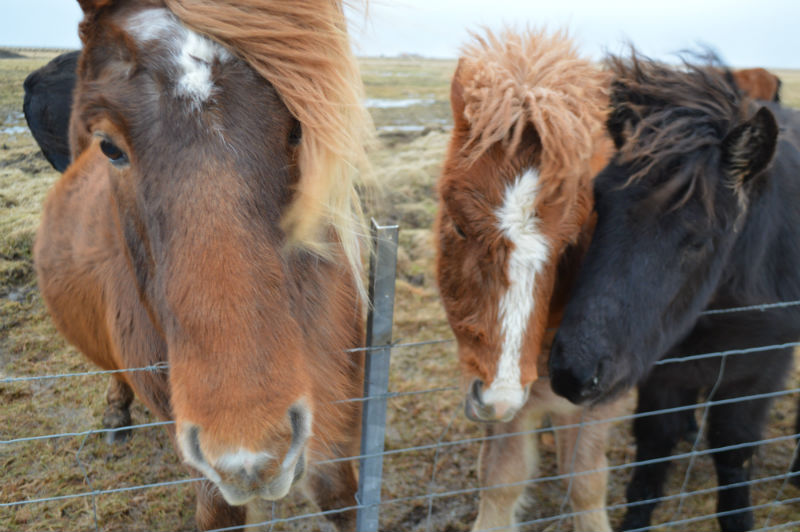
left=3, top=223, right=800, bottom=532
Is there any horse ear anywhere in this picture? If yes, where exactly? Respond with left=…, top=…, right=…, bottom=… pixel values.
left=606, top=104, right=639, bottom=150
left=450, top=58, right=472, bottom=130
left=722, top=106, right=778, bottom=185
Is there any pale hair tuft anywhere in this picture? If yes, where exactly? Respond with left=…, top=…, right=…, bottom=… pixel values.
left=458, top=27, right=609, bottom=208
left=164, top=0, right=374, bottom=298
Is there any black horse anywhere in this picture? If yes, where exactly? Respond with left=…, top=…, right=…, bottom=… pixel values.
left=23, top=50, right=79, bottom=172
left=549, top=52, right=800, bottom=531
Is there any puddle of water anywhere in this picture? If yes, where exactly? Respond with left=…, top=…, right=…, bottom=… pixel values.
left=378, top=125, right=427, bottom=132
left=365, top=98, right=435, bottom=109
left=1, top=126, right=28, bottom=135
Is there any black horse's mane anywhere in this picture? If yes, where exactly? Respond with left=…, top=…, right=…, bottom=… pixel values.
left=606, top=50, right=749, bottom=214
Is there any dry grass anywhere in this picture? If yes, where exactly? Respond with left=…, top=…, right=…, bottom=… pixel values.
left=2, top=47, right=800, bottom=531
left=775, top=69, right=800, bottom=108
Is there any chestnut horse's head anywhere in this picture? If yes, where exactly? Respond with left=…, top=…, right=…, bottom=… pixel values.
left=732, top=67, right=781, bottom=103
left=71, top=0, right=370, bottom=504
left=435, top=29, right=610, bottom=422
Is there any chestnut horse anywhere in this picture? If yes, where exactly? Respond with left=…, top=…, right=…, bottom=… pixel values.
left=732, top=67, right=782, bottom=102
left=34, top=1, right=372, bottom=529
left=435, top=29, right=624, bottom=531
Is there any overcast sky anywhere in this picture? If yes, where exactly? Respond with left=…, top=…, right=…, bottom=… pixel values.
left=3, top=0, right=798, bottom=68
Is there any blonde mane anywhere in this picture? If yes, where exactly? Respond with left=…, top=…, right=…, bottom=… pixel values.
left=458, top=28, right=609, bottom=202
left=164, top=0, right=373, bottom=295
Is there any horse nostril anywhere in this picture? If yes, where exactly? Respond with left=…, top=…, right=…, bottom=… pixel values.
left=550, top=356, right=606, bottom=405
left=186, top=425, right=204, bottom=465
left=470, top=379, right=485, bottom=404
left=282, top=401, right=312, bottom=473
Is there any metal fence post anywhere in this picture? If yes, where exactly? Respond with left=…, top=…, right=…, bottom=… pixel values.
left=355, top=219, right=399, bottom=532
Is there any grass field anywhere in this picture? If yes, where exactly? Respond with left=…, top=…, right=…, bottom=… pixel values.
left=2, top=48, right=800, bottom=532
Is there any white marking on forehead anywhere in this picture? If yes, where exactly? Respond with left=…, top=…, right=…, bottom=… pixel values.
left=125, top=8, right=231, bottom=107
left=125, top=8, right=176, bottom=42
left=483, top=169, right=550, bottom=411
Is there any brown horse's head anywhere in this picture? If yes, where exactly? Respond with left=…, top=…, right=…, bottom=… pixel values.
left=435, top=29, right=611, bottom=423
left=732, top=67, right=782, bottom=103
left=71, top=0, right=369, bottom=504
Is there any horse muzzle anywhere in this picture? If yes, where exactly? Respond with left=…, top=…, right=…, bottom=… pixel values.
left=464, top=379, right=530, bottom=423
left=549, top=336, right=611, bottom=405
left=176, top=402, right=312, bottom=505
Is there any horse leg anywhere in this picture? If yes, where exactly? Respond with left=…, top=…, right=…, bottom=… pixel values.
left=620, top=379, right=698, bottom=531
left=551, top=400, right=620, bottom=532
left=102, top=376, right=134, bottom=444
left=471, top=405, right=541, bottom=532
left=194, top=480, right=245, bottom=531
left=707, top=394, right=773, bottom=531
left=305, top=460, right=359, bottom=531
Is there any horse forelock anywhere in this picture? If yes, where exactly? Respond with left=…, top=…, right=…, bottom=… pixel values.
left=608, top=50, right=748, bottom=214
left=161, top=0, right=373, bottom=301
left=456, top=27, right=609, bottom=211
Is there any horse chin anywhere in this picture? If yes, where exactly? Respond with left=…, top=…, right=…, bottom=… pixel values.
left=215, top=450, right=307, bottom=506
left=587, top=359, right=640, bottom=406
left=464, top=396, right=505, bottom=423
left=260, top=449, right=308, bottom=502
left=463, top=380, right=528, bottom=423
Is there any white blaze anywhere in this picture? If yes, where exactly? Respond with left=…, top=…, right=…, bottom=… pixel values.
left=484, top=169, right=550, bottom=411
left=126, top=8, right=231, bottom=106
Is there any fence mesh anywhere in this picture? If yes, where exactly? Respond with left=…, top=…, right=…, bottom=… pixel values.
left=3, top=299, right=800, bottom=531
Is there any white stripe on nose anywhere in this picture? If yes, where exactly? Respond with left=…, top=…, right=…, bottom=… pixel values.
left=216, top=449, right=276, bottom=475
left=485, top=169, right=549, bottom=412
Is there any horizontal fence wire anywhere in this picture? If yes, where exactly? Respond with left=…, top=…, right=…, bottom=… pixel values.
left=4, top=298, right=800, bottom=384
left=5, top=337, right=799, bottom=384
left=361, top=433, right=800, bottom=508
left=0, top=420, right=175, bottom=445
left=6, top=384, right=800, bottom=510
left=0, top=362, right=169, bottom=384
left=4, top=298, right=800, bottom=529
left=0, top=478, right=203, bottom=508
left=315, top=386, right=800, bottom=466
left=0, top=340, right=452, bottom=385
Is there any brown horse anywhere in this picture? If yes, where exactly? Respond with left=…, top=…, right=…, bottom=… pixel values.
left=732, top=67, right=782, bottom=102
left=435, top=29, right=625, bottom=531
left=34, top=0, right=372, bottom=529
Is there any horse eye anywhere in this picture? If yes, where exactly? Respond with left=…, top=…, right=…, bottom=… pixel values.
left=99, top=139, right=129, bottom=166
left=453, top=223, right=467, bottom=239
left=688, top=238, right=709, bottom=252
left=682, top=235, right=710, bottom=255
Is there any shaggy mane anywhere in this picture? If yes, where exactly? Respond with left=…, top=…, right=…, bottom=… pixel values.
left=608, top=50, right=747, bottom=212
left=164, top=0, right=373, bottom=295
left=458, top=28, right=609, bottom=204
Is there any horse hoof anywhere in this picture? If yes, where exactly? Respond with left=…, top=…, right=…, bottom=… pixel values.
left=105, top=427, right=132, bottom=445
